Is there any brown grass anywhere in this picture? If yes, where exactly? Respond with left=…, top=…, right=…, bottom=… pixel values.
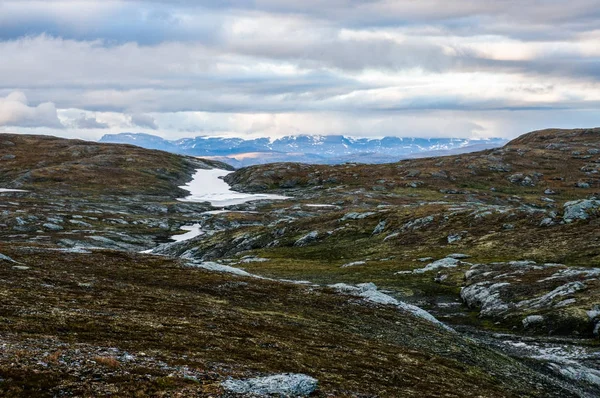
left=93, top=356, right=120, bottom=369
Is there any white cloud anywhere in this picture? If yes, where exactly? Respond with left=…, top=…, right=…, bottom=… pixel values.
left=0, top=1, right=599, bottom=140
left=0, top=91, right=63, bottom=128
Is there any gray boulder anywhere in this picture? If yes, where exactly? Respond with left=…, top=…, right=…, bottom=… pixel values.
left=372, top=220, right=386, bottom=235
left=576, top=181, right=591, bottom=188
left=294, top=231, right=319, bottom=247
left=0, top=253, right=18, bottom=263
left=222, top=373, right=318, bottom=397
left=43, top=223, right=64, bottom=231
left=563, top=199, right=600, bottom=222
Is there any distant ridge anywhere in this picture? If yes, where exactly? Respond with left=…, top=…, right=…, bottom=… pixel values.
left=100, top=133, right=506, bottom=166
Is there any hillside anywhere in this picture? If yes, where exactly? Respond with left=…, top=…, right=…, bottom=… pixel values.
left=1, top=129, right=600, bottom=397
left=0, top=134, right=231, bottom=197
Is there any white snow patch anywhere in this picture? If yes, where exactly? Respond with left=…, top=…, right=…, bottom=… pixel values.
left=239, top=257, right=270, bottom=263
left=202, top=209, right=231, bottom=215
left=341, top=261, right=367, bottom=268
left=0, top=188, right=28, bottom=193
left=201, top=210, right=258, bottom=215
left=186, top=261, right=259, bottom=278
left=178, top=169, right=289, bottom=207
left=171, top=224, right=204, bottom=242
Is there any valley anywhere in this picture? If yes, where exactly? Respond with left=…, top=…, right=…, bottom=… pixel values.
left=1, top=128, right=600, bottom=397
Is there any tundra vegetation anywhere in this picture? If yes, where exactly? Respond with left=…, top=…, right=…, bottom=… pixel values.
left=1, top=129, right=600, bottom=397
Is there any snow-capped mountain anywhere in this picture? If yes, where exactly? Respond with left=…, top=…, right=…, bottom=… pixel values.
left=100, top=133, right=506, bottom=166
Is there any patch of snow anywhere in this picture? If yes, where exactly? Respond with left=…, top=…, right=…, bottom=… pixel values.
left=201, top=210, right=259, bottom=215
left=239, top=257, right=270, bottom=263
left=201, top=209, right=231, bottom=215
left=447, top=253, right=471, bottom=259
left=341, top=260, right=366, bottom=268
left=171, top=224, right=204, bottom=242
left=0, top=188, right=28, bottom=193
left=222, top=373, right=318, bottom=397
left=178, top=168, right=289, bottom=207
left=383, top=232, right=400, bottom=241
left=417, top=257, right=434, bottom=262
left=186, top=261, right=258, bottom=278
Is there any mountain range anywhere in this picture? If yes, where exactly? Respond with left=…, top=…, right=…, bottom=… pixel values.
left=100, top=133, right=507, bottom=166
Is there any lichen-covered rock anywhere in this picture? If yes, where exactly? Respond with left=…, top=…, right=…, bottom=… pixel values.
left=222, top=373, right=318, bottom=397
left=576, top=181, right=591, bottom=188
left=372, top=220, right=386, bottom=235
left=294, top=231, right=319, bottom=247
left=340, top=212, right=376, bottom=221
left=413, top=257, right=465, bottom=274
left=563, top=199, right=600, bottom=222
left=330, top=282, right=453, bottom=331
left=43, top=223, right=63, bottom=231
left=522, top=315, right=544, bottom=329
left=461, top=282, right=511, bottom=317
left=508, top=173, right=538, bottom=186
left=447, top=231, right=467, bottom=244
left=462, top=261, right=600, bottom=336
left=402, top=216, right=433, bottom=231
left=0, top=253, right=18, bottom=263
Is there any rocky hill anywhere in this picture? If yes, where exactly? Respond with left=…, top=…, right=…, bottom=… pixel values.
left=0, top=133, right=231, bottom=197
left=1, top=129, right=599, bottom=397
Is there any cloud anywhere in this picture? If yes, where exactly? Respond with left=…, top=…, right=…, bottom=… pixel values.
left=0, top=1, right=599, bottom=140
left=0, top=91, right=63, bottom=128
left=130, top=113, right=158, bottom=130
left=72, top=113, right=109, bottom=129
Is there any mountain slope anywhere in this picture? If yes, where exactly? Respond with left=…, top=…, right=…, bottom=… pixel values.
left=100, top=132, right=506, bottom=166
left=1, top=130, right=599, bottom=397
left=0, top=133, right=231, bottom=197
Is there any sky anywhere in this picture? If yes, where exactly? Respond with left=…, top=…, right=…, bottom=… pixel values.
left=0, top=0, right=599, bottom=141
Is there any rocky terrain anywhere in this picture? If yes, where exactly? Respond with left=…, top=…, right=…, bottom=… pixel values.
left=1, top=129, right=600, bottom=397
